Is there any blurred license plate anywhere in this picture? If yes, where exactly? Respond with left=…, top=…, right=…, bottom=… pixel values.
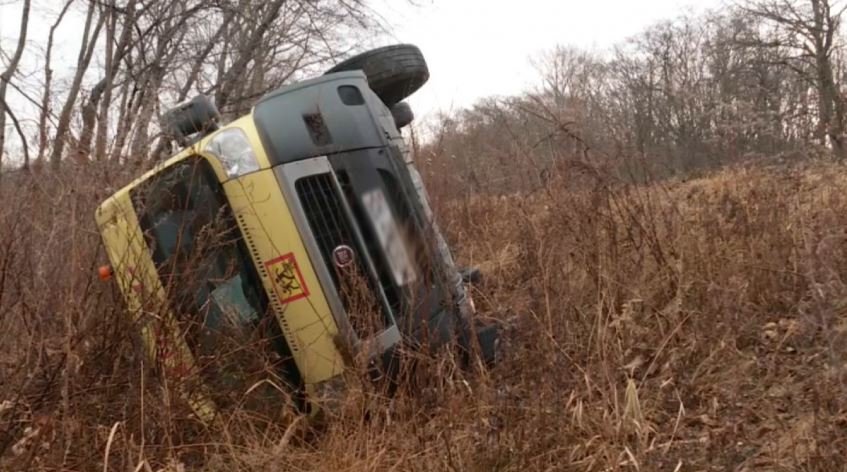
left=362, top=188, right=417, bottom=286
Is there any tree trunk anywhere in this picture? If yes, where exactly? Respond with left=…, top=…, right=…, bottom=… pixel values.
left=109, top=79, right=135, bottom=163
left=49, top=2, right=105, bottom=168
left=215, top=0, right=286, bottom=112
left=36, top=0, right=74, bottom=166
left=0, top=0, right=31, bottom=169
left=76, top=81, right=106, bottom=163
left=83, top=0, right=137, bottom=161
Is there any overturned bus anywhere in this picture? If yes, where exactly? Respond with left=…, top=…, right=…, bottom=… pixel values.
left=94, top=44, right=497, bottom=421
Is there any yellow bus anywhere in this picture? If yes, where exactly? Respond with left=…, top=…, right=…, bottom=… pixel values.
left=94, top=45, right=498, bottom=422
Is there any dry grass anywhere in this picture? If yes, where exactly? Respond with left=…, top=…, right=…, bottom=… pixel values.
left=2, top=157, right=847, bottom=471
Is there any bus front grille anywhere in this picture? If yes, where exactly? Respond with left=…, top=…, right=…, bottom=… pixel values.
left=294, top=173, right=395, bottom=334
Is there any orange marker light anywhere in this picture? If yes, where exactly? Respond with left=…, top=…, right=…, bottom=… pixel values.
left=98, top=265, right=114, bottom=281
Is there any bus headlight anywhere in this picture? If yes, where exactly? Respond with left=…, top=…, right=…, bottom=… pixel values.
left=204, top=128, right=260, bottom=178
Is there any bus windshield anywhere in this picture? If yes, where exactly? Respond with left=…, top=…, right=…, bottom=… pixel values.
left=130, top=156, right=301, bottom=409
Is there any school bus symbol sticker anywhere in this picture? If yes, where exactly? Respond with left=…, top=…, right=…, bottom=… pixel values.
left=265, top=253, right=310, bottom=304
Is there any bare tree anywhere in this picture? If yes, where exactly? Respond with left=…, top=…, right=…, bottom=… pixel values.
left=3, top=0, right=380, bottom=168
left=36, top=0, right=75, bottom=165
left=49, top=0, right=105, bottom=167
left=77, top=0, right=138, bottom=162
left=0, top=0, right=31, bottom=169
left=0, top=96, right=29, bottom=169
left=214, top=0, right=288, bottom=113
left=424, top=6, right=838, bottom=189
left=742, top=0, right=847, bottom=158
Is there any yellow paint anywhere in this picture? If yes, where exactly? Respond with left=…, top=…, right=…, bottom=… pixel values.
left=223, top=169, right=346, bottom=384
left=95, top=115, right=344, bottom=421
left=95, top=188, right=218, bottom=422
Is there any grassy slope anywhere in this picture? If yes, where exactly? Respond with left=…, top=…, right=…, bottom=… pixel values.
left=1, top=160, right=847, bottom=471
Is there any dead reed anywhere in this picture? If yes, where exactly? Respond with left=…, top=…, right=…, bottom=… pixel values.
left=1, top=158, right=847, bottom=471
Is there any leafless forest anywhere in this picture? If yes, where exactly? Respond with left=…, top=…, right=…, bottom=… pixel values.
left=3, top=0, right=847, bottom=470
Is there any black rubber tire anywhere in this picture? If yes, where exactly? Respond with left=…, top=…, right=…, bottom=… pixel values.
left=390, top=102, right=414, bottom=129
left=163, top=94, right=220, bottom=139
left=325, top=44, right=429, bottom=106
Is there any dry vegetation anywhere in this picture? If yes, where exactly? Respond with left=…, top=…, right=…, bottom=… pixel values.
left=0, top=0, right=847, bottom=472
left=4, top=1, right=847, bottom=469
left=1, top=155, right=846, bottom=471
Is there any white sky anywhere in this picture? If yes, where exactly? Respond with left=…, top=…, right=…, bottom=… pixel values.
left=1, top=0, right=724, bottom=130
left=372, top=0, right=724, bottom=121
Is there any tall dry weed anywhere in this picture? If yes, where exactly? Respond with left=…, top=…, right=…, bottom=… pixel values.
left=1, top=158, right=847, bottom=470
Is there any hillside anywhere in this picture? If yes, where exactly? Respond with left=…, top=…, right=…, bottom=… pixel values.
left=1, top=159, right=846, bottom=470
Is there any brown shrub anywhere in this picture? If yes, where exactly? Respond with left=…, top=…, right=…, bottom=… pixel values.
left=1, top=158, right=846, bottom=470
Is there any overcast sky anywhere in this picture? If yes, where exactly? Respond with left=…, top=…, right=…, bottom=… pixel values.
left=370, top=0, right=724, bottom=121
left=1, top=0, right=724, bottom=126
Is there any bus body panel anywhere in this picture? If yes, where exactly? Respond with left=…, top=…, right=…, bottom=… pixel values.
left=222, top=169, right=346, bottom=385
left=95, top=184, right=218, bottom=422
